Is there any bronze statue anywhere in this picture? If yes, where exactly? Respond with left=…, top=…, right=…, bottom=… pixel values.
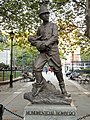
left=28, top=4, right=70, bottom=98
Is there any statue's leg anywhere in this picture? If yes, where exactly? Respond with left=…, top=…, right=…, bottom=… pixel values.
left=54, top=68, right=71, bottom=97
left=54, top=69, right=68, bottom=95
left=32, top=53, right=47, bottom=96
left=49, top=55, right=71, bottom=97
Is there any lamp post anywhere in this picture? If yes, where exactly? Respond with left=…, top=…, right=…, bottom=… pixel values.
left=9, top=31, right=14, bottom=88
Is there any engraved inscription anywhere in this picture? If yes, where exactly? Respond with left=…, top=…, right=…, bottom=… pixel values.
left=26, top=111, right=76, bottom=116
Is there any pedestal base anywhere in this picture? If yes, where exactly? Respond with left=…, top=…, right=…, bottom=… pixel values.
left=24, top=103, right=77, bottom=120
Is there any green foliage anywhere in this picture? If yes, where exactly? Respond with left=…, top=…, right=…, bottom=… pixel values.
left=80, top=52, right=90, bottom=61
left=15, top=45, right=39, bottom=68
left=80, top=35, right=90, bottom=60
left=0, top=0, right=40, bottom=32
left=58, top=19, right=81, bottom=55
left=1, top=0, right=90, bottom=61
left=0, top=62, right=9, bottom=70
left=0, top=0, right=86, bottom=32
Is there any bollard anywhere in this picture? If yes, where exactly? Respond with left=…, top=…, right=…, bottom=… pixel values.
left=0, top=104, right=4, bottom=120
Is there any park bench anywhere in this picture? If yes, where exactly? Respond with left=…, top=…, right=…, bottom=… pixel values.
left=21, top=71, right=35, bottom=82
left=77, top=74, right=90, bottom=84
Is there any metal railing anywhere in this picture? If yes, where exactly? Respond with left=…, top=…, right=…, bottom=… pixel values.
left=0, top=69, right=22, bottom=81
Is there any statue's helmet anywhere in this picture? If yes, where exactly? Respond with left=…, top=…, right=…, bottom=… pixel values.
left=39, top=4, right=49, bottom=16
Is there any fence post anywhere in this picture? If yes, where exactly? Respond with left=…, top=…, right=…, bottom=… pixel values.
left=3, top=70, right=4, bottom=81
left=0, top=104, right=4, bottom=120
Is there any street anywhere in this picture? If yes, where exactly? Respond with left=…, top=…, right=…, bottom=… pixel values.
left=0, top=72, right=90, bottom=120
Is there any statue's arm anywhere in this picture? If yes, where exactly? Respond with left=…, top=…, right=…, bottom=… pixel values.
left=28, top=28, right=42, bottom=47
left=45, top=23, right=58, bottom=47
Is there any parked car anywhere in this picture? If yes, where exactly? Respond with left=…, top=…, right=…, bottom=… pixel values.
left=69, top=72, right=80, bottom=80
left=65, top=70, right=72, bottom=77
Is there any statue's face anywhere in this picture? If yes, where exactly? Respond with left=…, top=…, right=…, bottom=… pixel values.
left=40, top=13, right=49, bottom=22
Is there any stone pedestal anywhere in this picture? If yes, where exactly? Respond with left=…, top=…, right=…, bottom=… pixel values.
left=24, top=103, right=77, bottom=120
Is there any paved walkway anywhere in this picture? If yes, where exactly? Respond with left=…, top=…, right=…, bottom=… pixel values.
left=0, top=72, right=90, bottom=120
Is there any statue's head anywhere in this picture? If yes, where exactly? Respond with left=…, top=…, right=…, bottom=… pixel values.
left=39, top=4, right=50, bottom=22
left=39, top=4, right=49, bottom=17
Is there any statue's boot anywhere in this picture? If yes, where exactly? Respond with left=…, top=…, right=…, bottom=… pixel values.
left=55, top=71, right=71, bottom=97
left=59, top=84, right=71, bottom=97
left=32, top=81, right=45, bottom=97
left=32, top=71, right=46, bottom=97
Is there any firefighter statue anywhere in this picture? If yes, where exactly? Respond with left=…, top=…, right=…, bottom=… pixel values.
left=28, top=4, right=70, bottom=98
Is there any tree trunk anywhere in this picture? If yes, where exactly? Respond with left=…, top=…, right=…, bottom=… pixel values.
left=85, top=0, right=90, bottom=38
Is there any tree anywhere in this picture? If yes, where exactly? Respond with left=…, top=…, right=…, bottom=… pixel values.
left=0, top=0, right=86, bottom=32
left=85, top=0, right=90, bottom=38
left=14, top=45, right=39, bottom=68
left=58, top=19, right=80, bottom=55
left=0, top=0, right=40, bottom=32
left=0, top=0, right=90, bottom=60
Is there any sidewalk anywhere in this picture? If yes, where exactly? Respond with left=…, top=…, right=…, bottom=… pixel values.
left=43, top=72, right=90, bottom=120
left=0, top=80, right=26, bottom=93
left=0, top=72, right=90, bottom=120
left=0, top=77, right=23, bottom=85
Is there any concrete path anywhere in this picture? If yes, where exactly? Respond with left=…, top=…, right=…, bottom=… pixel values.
left=0, top=72, right=90, bottom=120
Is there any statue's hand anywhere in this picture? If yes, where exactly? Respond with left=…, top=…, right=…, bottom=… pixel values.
left=36, top=42, right=46, bottom=52
left=28, top=35, right=42, bottom=42
left=28, top=36, right=36, bottom=42
left=35, top=35, right=42, bottom=40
